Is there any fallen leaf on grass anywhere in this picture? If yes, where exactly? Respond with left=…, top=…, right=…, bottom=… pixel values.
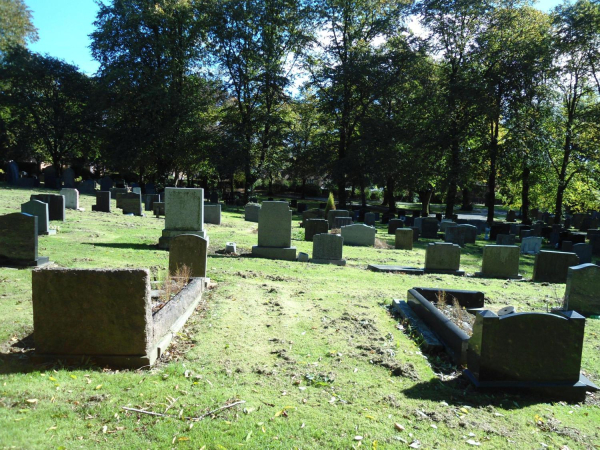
left=394, top=423, right=405, bottom=431
left=466, top=440, right=481, bottom=446
left=245, top=431, right=253, bottom=441
left=26, top=399, right=38, bottom=404
left=95, top=384, right=103, bottom=390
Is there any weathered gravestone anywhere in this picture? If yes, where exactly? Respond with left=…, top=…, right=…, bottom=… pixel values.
left=92, top=191, right=111, bottom=213
left=334, top=217, right=352, bottom=229
left=424, top=242, right=464, bottom=275
left=60, top=188, right=81, bottom=210
left=564, top=263, right=600, bottom=316
left=244, top=204, right=260, bottom=222
left=62, top=167, right=75, bottom=188
left=121, top=192, right=143, bottom=216
left=43, top=166, right=59, bottom=189
left=572, top=243, right=592, bottom=264
left=465, top=309, right=597, bottom=401
left=476, top=245, right=521, bottom=279
left=490, top=223, right=511, bottom=241
left=0, top=213, right=49, bottom=266
left=421, top=218, right=439, bottom=239
left=79, top=180, right=96, bottom=194
left=204, top=204, right=221, bottom=225
left=311, top=233, right=345, bottom=266
left=445, top=225, right=465, bottom=246
left=305, top=219, right=328, bottom=241
left=301, top=209, right=323, bottom=227
left=364, top=212, right=376, bottom=226
left=21, top=200, right=55, bottom=236
left=341, top=224, right=376, bottom=246
left=32, top=268, right=208, bottom=368
left=395, top=228, right=413, bottom=250
left=496, top=234, right=516, bottom=245
left=520, top=236, right=542, bottom=254
left=251, top=201, right=296, bottom=261
left=30, top=194, right=65, bottom=221
left=159, top=188, right=205, bottom=249
left=153, top=202, right=165, bottom=217
left=506, top=210, right=516, bottom=222
left=113, top=189, right=129, bottom=208
left=100, top=176, right=114, bottom=192
left=144, top=194, right=160, bottom=211
left=533, top=250, right=579, bottom=283
left=169, top=234, right=208, bottom=278
left=388, top=219, right=404, bottom=235
left=327, top=210, right=350, bottom=229
left=439, top=220, right=456, bottom=232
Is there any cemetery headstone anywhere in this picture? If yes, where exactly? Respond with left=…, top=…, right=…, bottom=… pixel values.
left=298, top=252, right=309, bottom=262
left=341, top=224, right=376, bottom=246
left=297, top=203, right=308, bottom=213
left=43, top=166, right=59, bottom=189
left=100, top=176, right=114, bottom=192
left=564, top=263, right=600, bottom=316
left=62, top=167, right=75, bottom=188
left=60, top=188, right=81, bottom=210
left=121, top=192, right=143, bottom=216
left=209, top=192, right=219, bottom=204
left=251, top=201, right=296, bottom=261
left=445, top=225, right=465, bottom=246
left=439, top=220, right=456, bottom=233
left=305, top=219, right=328, bottom=241
left=421, top=217, right=439, bottom=239
left=411, top=227, right=420, bottom=242
left=327, top=210, right=350, bottom=229
left=476, top=245, right=521, bottom=279
left=169, top=234, right=208, bottom=278
left=6, top=161, right=19, bottom=184
left=153, top=202, right=165, bottom=217
left=490, top=223, right=511, bottom=241
left=334, top=217, right=353, bottom=229
left=424, top=242, right=463, bottom=275
left=132, top=187, right=142, bottom=195
left=245, top=204, right=261, bottom=222
left=159, top=188, right=206, bottom=249
left=364, top=212, right=376, bottom=226
left=388, top=218, right=404, bottom=235
left=301, top=209, right=323, bottom=226
left=395, top=228, right=413, bottom=250
left=144, top=194, right=160, bottom=211
left=21, top=200, right=55, bottom=236
left=30, top=194, right=65, bottom=221
left=533, top=250, right=579, bottom=283
left=520, top=236, right=542, bottom=254
left=496, top=234, right=516, bottom=245
left=311, top=233, right=345, bottom=265
left=0, top=213, right=49, bottom=266
left=457, top=224, right=477, bottom=243
left=79, top=180, right=96, bottom=194
left=572, top=243, right=592, bottom=264
left=204, top=204, right=221, bottom=225
left=92, top=191, right=111, bottom=213
left=506, top=210, right=516, bottom=222
left=145, top=183, right=156, bottom=195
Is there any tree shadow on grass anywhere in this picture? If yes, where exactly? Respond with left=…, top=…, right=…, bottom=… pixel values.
left=82, top=242, right=159, bottom=250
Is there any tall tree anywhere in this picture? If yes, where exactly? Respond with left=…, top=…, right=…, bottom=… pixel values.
left=0, top=0, right=37, bottom=55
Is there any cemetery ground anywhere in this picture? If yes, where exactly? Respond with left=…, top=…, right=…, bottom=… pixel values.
left=1, top=186, right=599, bottom=449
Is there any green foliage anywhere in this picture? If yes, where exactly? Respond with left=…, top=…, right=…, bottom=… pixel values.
left=0, top=0, right=37, bottom=55
left=324, top=191, right=335, bottom=216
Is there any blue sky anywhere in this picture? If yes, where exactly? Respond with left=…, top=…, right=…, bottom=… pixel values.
left=26, top=0, right=564, bottom=76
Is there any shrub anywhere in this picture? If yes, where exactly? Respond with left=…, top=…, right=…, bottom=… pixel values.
left=325, top=192, right=336, bottom=217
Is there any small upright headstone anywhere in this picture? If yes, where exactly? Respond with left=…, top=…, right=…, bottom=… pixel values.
left=159, top=188, right=206, bottom=249
left=533, top=250, right=579, bottom=283
left=520, top=236, right=542, bottom=254
left=421, top=218, right=439, bottom=239
left=388, top=219, right=404, bottom=235
left=496, top=234, right=516, bottom=246
left=424, top=242, right=463, bottom=275
left=209, top=192, right=219, bottom=204
left=145, top=183, right=156, bottom=195
left=564, top=263, right=600, bottom=316
left=169, top=234, right=208, bottom=278
left=0, top=213, right=49, bottom=266
left=6, top=161, right=19, bottom=184
left=364, top=212, right=376, bottom=226
left=311, top=233, right=346, bottom=266
left=43, top=166, right=58, bottom=189
left=439, top=220, right=456, bottom=233
left=21, top=200, right=55, bottom=235
left=132, top=187, right=142, bottom=195
left=79, top=180, right=96, bottom=194
left=445, top=225, right=465, bottom=246
left=251, top=201, right=296, bottom=261
left=60, top=188, right=81, bottom=210
left=334, top=217, right=352, bottom=229
left=204, top=204, right=221, bottom=225
left=302, top=209, right=323, bottom=226
left=305, top=219, right=328, bottom=241
left=341, top=224, right=376, bottom=246
left=92, top=191, right=111, bottom=213
left=395, top=228, right=413, bottom=250
left=245, top=204, right=260, bottom=222
left=121, top=192, right=143, bottom=216
left=100, top=176, right=114, bottom=192
left=572, top=243, right=592, bottom=264
left=477, top=245, right=521, bottom=279
left=62, top=168, right=75, bottom=188
left=506, top=210, right=516, bottom=222
left=153, top=202, right=165, bottom=217
left=327, top=210, right=350, bottom=229
left=144, top=194, right=160, bottom=211
left=30, top=194, right=65, bottom=221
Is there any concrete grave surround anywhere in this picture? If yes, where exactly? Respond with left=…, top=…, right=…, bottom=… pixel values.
left=32, top=268, right=208, bottom=368
left=533, top=250, right=580, bottom=283
left=169, top=234, right=208, bottom=278
left=496, top=234, right=516, bottom=246
left=564, top=263, right=600, bottom=316
left=388, top=219, right=404, bottom=235
left=341, top=224, right=376, bottom=246
left=520, top=236, right=542, bottom=254
left=395, top=228, right=413, bottom=250
left=476, top=245, right=521, bottom=279
left=204, top=204, right=221, bottom=225
left=251, top=201, right=296, bottom=261
left=311, top=233, right=346, bottom=265
left=30, top=194, right=65, bottom=221
left=0, top=213, right=49, bottom=266
left=60, top=188, right=81, bottom=210
left=92, top=191, right=111, bottom=213
left=244, top=204, right=260, bottom=222
left=572, top=243, right=592, bottom=264
left=21, top=200, right=55, bottom=236
left=120, top=192, right=143, bottom=216
left=424, top=242, right=463, bottom=275
left=159, top=188, right=205, bottom=249
left=327, top=210, right=350, bottom=229
left=304, top=219, right=328, bottom=241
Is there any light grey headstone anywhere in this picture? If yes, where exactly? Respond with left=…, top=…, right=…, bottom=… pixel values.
left=60, top=188, right=80, bottom=210
left=311, top=233, right=345, bottom=265
left=245, top=204, right=260, bottom=222
left=520, top=236, right=542, bottom=254
left=204, top=204, right=221, bottom=225
left=341, top=224, right=376, bottom=246
left=425, top=242, right=461, bottom=272
left=251, top=201, right=296, bottom=261
left=21, top=200, right=54, bottom=235
left=564, top=263, right=600, bottom=316
left=364, top=212, right=376, bottom=226
left=158, top=188, right=205, bottom=249
left=132, top=187, right=142, bottom=195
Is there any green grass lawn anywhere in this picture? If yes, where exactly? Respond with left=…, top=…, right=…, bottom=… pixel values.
left=1, top=184, right=599, bottom=449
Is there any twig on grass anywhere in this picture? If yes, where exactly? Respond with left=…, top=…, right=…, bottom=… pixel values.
left=122, top=400, right=246, bottom=421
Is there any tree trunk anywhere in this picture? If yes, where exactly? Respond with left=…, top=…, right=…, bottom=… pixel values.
left=486, top=121, right=499, bottom=223
left=387, top=177, right=396, bottom=213
left=461, top=188, right=472, bottom=211
left=301, top=178, right=306, bottom=200
left=418, top=189, right=432, bottom=216
left=360, top=178, right=367, bottom=208
left=522, top=166, right=530, bottom=223
left=445, top=140, right=460, bottom=218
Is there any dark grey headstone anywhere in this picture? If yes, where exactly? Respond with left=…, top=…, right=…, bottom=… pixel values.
left=496, top=234, right=515, bottom=245
left=145, top=183, right=156, bottom=195
left=0, top=213, right=49, bottom=266
left=421, top=218, right=439, bottom=239
left=533, top=250, right=580, bottom=283
left=79, top=180, right=96, bottom=194
left=30, top=194, right=65, bottom=221
left=100, top=176, right=114, bottom=192
left=120, top=193, right=143, bottom=216
left=388, top=219, right=403, bottom=235
left=169, top=234, right=208, bottom=278
left=43, top=166, right=59, bottom=189
left=572, top=243, right=592, bottom=264
left=62, top=167, right=75, bottom=188
left=334, top=217, right=352, bottom=228
left=144, top=194, right=160, bottom=211
left=6, top=161, right=19, bottom=184
left=92, top=191, right=111, bottom=213
left=305, top=219, right=328, bottom=241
